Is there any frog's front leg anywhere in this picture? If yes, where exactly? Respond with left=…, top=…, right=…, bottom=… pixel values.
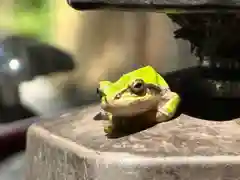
left=156, top=91, right=181, bottom=123
left=99, top=110, right=114, bottom=133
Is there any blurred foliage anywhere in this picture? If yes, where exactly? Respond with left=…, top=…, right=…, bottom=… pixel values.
left=0, top=0, right=53, bottom=42
left=14, top=0, right=47, bottom=10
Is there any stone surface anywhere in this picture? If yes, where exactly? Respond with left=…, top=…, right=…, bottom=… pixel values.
left=68, top=0, right=240, bottom=11
left=26, top=104, right=240, bottom=180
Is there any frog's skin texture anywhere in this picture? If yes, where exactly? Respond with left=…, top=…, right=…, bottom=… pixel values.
left=97, top=65, right=181, bottom=134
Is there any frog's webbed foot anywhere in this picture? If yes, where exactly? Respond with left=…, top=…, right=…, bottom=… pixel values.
left=103, top=120, right=113, bottom=134
left=94, top=110, right=113, bottom=133
left=156, top=91, right=180, bottom=123
left=94, top=111, right=107, bottom=120
left=156, top=105, right=171, bottom=123
left=98, top=110, right=110, bottom=120
left=100, top=111, right=113, bottom=134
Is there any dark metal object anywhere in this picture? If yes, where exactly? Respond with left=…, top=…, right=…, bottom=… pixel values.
left=68, top=0, right=240, bottom=10
left=168, top=13, right=240, bottom=98
left=26, top=104, right=240, bottom=180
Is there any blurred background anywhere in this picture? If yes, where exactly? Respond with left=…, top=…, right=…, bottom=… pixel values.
left=0, top=0, right=199, bottom=179
left=0, top=0, right=199, bottom=113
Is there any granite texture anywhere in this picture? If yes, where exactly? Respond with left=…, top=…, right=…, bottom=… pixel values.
left=25, top=104, right=240, bottom=180
left=68, top=0, right=240, bottom=11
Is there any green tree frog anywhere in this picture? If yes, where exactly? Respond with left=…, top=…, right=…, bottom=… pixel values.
left=96, top=65, right=180, bottom=134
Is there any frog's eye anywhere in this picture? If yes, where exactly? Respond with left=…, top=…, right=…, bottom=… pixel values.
left=115, top=93, right=121, bottom=99
left=130, top=79, right=145, bottom=94
left=96, top=88, right=105, bottom=98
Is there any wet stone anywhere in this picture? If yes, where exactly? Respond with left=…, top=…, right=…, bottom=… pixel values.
left=26, top=104, right=240, bottom=180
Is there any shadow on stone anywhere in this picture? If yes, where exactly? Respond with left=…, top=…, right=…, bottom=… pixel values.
left=107, top=109, right=181, bottom=139
left=93, top=111, right=159, bottom=138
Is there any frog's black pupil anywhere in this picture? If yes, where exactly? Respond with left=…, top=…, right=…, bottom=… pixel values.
left=134, top=82, right=143, bottom=89
left=115, top=94, right=121, bottom=99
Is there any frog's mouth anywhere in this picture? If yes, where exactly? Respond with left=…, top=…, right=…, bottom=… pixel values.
left=101, top=94, right=162, bottom=116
